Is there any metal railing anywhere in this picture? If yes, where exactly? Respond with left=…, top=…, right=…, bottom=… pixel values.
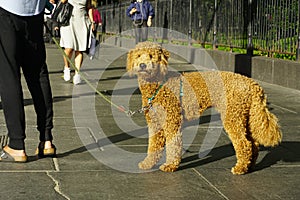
left=98, top=0, right=300, bottom=60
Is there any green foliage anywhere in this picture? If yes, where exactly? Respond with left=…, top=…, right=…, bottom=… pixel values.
left=192, top=43, right=297, bottom=61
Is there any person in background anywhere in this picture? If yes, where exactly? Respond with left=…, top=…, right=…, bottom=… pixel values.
left=88, top=0, right=102, bottom=59
left=0, top=0, right=56, bottom=162
left=44, top=0, right=58, bottom=43
left=90, top=0, right=102, bottom=37
left=59, top=0, right=93, bottom=85
left=126, top=0, right=154, bottom=44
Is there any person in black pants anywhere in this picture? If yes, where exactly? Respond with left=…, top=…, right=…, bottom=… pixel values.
left=0, top=3, right=56, bottom=162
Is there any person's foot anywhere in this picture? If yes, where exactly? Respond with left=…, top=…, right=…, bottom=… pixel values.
left=0, top=146, right=27, bottom=162
left=63, top=67, right=71, bottom=81
left=73, top=73, right=81, bottom=85
left=35, top=141, right=56, bottom=158
left=44, top=141, right=52, bottom=149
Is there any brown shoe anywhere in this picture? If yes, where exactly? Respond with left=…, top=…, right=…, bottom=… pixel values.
left=35, top=142, right=56, bottom=158
left=0, top=148, right=27, bottom=163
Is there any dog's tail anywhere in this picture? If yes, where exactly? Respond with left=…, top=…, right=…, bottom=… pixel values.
left=249, top=84, right=282, bottom=147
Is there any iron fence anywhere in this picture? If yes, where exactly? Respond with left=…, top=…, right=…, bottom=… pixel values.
left=98, top=0, right=300, bottom=59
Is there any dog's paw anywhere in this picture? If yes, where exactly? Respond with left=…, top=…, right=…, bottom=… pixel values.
left=231, top=165, right=248, bottom=175
left=138, top=160, right=155, bottom=170
left=159, top=164, right=178, bottom=172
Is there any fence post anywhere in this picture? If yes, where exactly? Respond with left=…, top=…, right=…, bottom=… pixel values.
left=169, top=0, right=173, bottom=44
left=188, top=0, right=192, bottom=46
left=213, top=0, right=217, bottom=49
left=297, top=0, right=300, bottom=61
left=297, top=36, right=300, bottom=61
left=118, top=1, right=122, bottom=41
left=153, top=0, right=158, bottom=42
left=247, top=0, right=253, bottom=56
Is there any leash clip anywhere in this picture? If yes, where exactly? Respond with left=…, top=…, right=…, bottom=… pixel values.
left=126, top=110, right=135, bottom=117
left=126, top=103, right=153, bottom=117
left=146, top=103, right=156, bottom=112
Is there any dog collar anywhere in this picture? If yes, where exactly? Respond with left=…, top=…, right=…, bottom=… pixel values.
left=148, top=78, right=184, bottom=104
left=126, top=79, right=183, bottom=117
left=148, top=84, right=163, bottom=104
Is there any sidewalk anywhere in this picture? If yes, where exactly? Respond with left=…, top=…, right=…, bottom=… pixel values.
left=0, top=42, right=299, bottom=199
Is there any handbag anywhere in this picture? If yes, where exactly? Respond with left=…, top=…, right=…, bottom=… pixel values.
left=89, top=33, right=98, bottom=57
left=86, top=26, right=100, bottom=57
left=52, top=1, right=73, bottom=26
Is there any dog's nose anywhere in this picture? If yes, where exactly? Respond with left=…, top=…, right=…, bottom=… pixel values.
left=139, top=63, right=147, bottom=70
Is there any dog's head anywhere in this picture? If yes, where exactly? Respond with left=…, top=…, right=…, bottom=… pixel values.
left=127, top=41, right=170, bottom=81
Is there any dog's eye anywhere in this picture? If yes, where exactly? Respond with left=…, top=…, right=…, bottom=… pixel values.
left=149, top=55, right=153, bottom=59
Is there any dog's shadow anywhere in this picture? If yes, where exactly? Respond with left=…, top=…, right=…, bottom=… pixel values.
left=179, top=141, right=300, bottom=173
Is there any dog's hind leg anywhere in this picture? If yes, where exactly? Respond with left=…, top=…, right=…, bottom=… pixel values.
left=223, top=119, right=254, bottom=175
left=138, top=129, right=165, bottom=170
left=159, top=129, right=183, bottom=172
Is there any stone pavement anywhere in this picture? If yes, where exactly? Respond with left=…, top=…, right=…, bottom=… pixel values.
left=0, top=41, right=299, bottom=200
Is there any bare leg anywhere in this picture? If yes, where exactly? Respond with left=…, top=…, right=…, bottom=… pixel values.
left=72, top=51, right=83, bottom=84
left=63, top=48, right=73, bottom=68
left=63, top=48, right=73, bottom=81
left=74, top=51, right=83, bottom=74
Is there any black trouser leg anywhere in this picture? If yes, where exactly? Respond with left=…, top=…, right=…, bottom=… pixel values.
left=0, top=8, right=26, bottom=150
left=23, top=63, right=54, bottom=142
left=21, top=13, right=54, bottom=142
left=0, top=8, right=54, bottom=150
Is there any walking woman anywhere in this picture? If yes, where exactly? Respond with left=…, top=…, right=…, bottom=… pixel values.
left=59, top=0, right=93, bottom=84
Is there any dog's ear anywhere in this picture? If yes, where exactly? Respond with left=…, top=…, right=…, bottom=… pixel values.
left=126, top=50, right=134, bottom=75
left=159, top=48, right=170, bottom=75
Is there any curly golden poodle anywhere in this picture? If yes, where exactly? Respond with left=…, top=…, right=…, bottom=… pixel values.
left=126, top=41, right=282, bottom=175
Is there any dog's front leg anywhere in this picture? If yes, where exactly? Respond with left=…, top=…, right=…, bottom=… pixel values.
left=138, top=128, right=165, bottom=170
left=159, top=128, right=183, bottom=172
